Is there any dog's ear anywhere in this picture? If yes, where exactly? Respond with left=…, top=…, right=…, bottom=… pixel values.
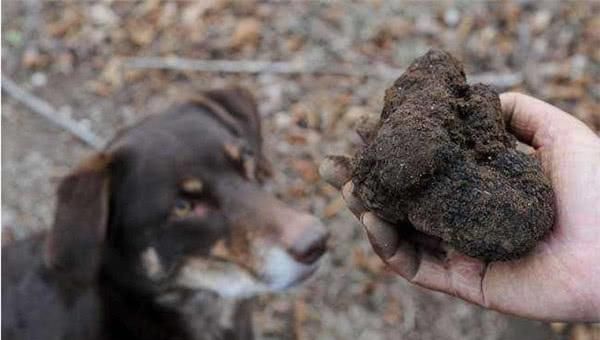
left=203, top=87, right=261, bottom=143
left=44, top=153, right=111, bottom=284
left=203, top=87, right=272, bottom=179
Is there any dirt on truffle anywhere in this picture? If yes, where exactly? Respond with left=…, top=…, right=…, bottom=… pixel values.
left=352, top=49, right=555, bottom=261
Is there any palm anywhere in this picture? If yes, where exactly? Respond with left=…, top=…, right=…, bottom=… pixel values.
left=468, top=134, right=600, bottom=320
left=321, top=93, right=600, bottom=321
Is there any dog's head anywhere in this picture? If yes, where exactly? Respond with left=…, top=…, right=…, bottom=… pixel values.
left=44, top=87, right=328, bottom=299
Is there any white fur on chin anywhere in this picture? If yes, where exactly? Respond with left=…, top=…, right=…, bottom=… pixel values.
left=175, top=247, right=321, bottom=298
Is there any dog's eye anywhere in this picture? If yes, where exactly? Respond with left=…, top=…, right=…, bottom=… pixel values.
left=172, top=199, right=193, bottom=218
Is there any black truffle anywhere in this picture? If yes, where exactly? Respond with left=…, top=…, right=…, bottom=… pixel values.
left=352, top=49, right=555, bottom=261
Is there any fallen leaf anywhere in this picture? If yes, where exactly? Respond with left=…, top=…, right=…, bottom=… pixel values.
left=21, top=47, right=49, bottom=69
left=292, top=159, right=319, bottom=183
left=47, top=8, right=81, bottom=37
left=571, top=324, right=593, bottom=340
left=230, top=17, right=262, bottom=49
left=127, top=20, right=156, bottom=46
left=323, top=196, right=345, bottom=218
left=383, top=296, right=402, bottom=325
left=551, top=322, right=567, bottom=333
left=286, top=132, right=307, bottom=145
left=293, top=296, right=307, bottom=340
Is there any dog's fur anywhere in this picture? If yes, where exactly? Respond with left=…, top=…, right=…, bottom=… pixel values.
left=2, top=87, right=328, bottom=340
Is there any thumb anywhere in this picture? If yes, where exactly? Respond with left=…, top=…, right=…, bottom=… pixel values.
left=499, top=92, right=595, bottom=148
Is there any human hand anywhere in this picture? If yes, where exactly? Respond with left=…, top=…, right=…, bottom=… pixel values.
left=320, top=92, right=600, bottom=321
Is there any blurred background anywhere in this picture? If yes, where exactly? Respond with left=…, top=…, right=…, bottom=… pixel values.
left=2, top=1, right=599, bottom=339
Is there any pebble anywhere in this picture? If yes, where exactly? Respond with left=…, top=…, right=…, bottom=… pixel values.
left=444, top=8, right=460, bottom=27
left=31, top=72, right=47, bottom=87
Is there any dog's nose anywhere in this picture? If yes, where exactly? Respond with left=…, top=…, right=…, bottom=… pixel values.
left=219, top=179, right=329, bottom=266
left=287, top=218, right=329, bottom=265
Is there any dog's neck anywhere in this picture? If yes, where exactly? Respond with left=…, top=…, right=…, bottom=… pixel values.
left=100, top=271, right=254, bottom=340
left=156, top=289, right=254, bottom=340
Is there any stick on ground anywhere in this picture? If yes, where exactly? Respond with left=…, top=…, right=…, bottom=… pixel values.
left=1, top=77, right=106, bottom=150
left=124, top=57, right=523, bottom=88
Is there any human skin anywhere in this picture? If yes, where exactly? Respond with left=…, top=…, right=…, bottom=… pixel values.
left=320, top=92, right=600, bottom=321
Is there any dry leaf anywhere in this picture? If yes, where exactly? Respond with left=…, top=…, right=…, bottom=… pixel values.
left=182, top=0, right=225, bottom=25
left=230, top=17, right=262, bottom=49
left=286, top=132, right=307, bottom=145
left=21, top=47, right=49, bottom=69
left=127, top=20, right=156, bottom=46
left=571, top=324, right=593, bottom=340
left=47, top=8, right=81, bottom=37
left=383, top=297, right=402, bottom=325
left=323, top=196, right=345, bottom=219
left=100, top=58, right=123, bottom=88
left=292, top=159, right=319, bottom=183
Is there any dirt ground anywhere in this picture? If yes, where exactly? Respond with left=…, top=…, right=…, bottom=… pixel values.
left=2, top=1, right=599, bottom=340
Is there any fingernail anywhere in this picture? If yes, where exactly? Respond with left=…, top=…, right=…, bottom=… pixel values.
left=342, top=182, right=364, bottom=216
left=361, top=212, right=399, bottom=260
left=319, top=155, right=352, bottom=189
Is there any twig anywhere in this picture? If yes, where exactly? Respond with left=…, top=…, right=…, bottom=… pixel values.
left=468, top=72, right=523, bottom=88
left=293, top=295, right=307, bottom=340
left=401, top=294, right=416, bottom=333
left=126, top=57, right=352, bottom=75
left=124, top=57, right=523, bottom=88
left=1, top=77, right=106, bottom=150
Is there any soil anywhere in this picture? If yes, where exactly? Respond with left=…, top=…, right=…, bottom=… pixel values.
left=352, top=50, right=555, bottom=261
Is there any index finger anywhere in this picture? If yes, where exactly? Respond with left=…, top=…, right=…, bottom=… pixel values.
left=499, top=92, right=593, bottom=149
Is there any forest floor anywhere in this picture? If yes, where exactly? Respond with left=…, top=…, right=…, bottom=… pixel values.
left=2, top=1, right=599, bottom=339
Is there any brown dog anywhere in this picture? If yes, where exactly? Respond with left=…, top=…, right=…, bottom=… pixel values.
left=2, top=87, right=328, bottom=340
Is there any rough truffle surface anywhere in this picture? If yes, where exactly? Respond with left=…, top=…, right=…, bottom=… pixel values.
left=352, top=49, right=555, bottom=261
